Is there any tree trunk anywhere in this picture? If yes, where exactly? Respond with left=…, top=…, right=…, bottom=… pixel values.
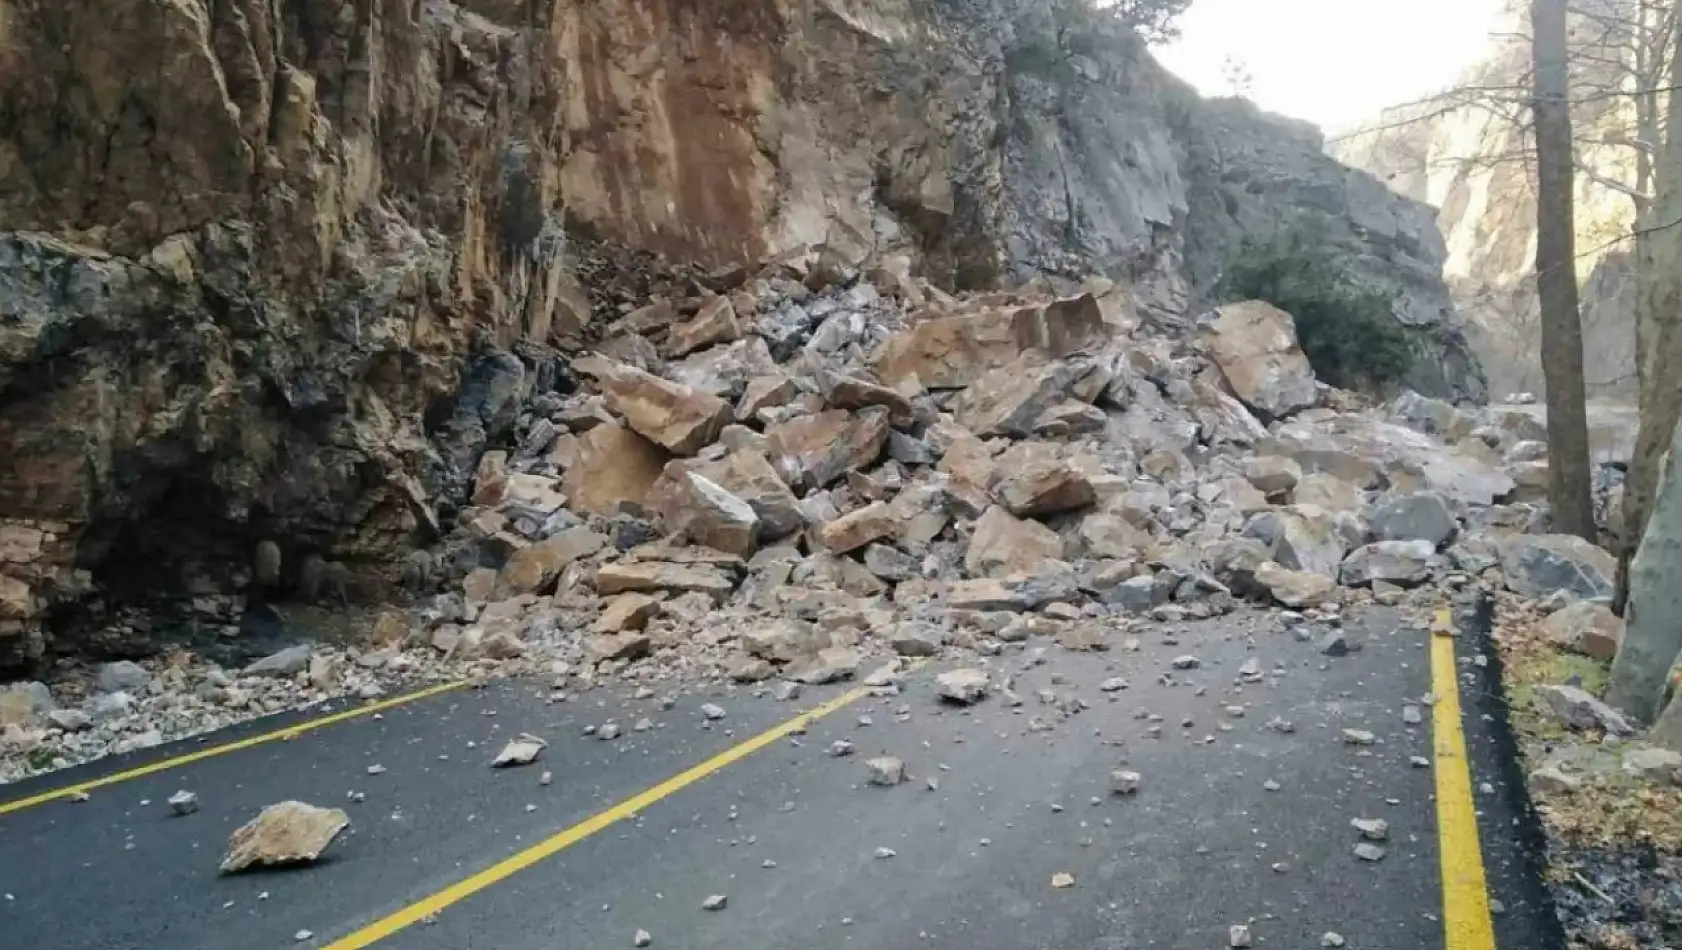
left=1609, top=413, right=1682, bottom=723
left=1616, top=0, right=1682, bottom=613
left=1531, top=0, right=1598, bottom=540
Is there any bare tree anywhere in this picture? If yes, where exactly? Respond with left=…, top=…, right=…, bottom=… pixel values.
left=1533, top=0, right=1601, bottom=539
left=1607, top=0, right=1682, bottom=722
left=1617, top=1, right=1682, bottom=610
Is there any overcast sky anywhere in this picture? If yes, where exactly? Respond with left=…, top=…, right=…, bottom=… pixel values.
left=1155, top=0, right=1510, bottom=132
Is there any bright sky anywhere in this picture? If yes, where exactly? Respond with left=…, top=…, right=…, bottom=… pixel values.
left=1156, top=0, right=1510, bottom=132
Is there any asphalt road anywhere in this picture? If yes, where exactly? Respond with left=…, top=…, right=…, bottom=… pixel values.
left=0, top=602, right=1563, bottom=950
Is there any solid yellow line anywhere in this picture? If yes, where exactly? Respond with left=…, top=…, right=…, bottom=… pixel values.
left=0, top=680, right=465, bottom=816
left=322, top=683, right=880, bottom=949
left=1430, top=607, right=1498, bottom=950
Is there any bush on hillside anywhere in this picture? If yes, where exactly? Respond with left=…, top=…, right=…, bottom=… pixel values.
left=1093, top=0, right=1196, bottom=44
left=1214, top=223, right=1415, bottom=392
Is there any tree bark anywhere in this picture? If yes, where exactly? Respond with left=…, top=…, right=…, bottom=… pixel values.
left=1617, top=0, right=1682, bottom=613
left=1609, top=413, right=1682, bottom=723
left=1532, top=0, right=1598, bottom=540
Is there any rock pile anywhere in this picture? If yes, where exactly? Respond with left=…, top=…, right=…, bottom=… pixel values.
left=0, top=249, right=1622, bottom=783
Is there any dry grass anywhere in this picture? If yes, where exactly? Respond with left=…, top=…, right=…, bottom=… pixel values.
left=1492, top=593, right=1682, bottom=850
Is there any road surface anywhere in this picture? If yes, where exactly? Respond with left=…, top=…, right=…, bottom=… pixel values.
left=0, top=602, right=1564, bottom=950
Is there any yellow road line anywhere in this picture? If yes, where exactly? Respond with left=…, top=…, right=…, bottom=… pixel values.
left=0, top=680, right=464, bottom=816
left=1430, top=607, right=1498, bottom=950
left=323, top=682, right=881, bottom=949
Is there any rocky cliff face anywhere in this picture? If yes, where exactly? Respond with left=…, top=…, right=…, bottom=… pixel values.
left=1333, top=19, right=1641, bottom=401
left=0, top=0, right=1482, bottom=673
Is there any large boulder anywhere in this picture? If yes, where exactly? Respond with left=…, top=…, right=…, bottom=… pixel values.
left=1368, top=492, right=1457, bottom=548
left=1246, top=505, right=1347, bottom=580
left=766, top=408, right=890, bottom=489
left=575, top=356, right=732, bottom=455
left=953, top=355, right=1079, bottom=439
left=1198, top=301, right=1319, bottom=419
left=650, top=451, right=804, bottom=542
left=1542, top=600, right=1624, bottom=661
left=1500, top=534, right=1616, bottom=599
left=965, top=506, right=1065, bottom=578
left=562, top=423, right=671, bottom=518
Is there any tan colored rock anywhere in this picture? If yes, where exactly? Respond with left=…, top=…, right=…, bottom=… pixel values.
left=0, top=574, right=33, bottom=622
left=1077, top=513, right=1151, bottom=559
left=738, top=375, right=799, bottom=419
left=471, top=451, right=511, bottom=507
left=576, top=356, right=731, bottom=454
left=461, top=568, right=498, bottom=609
left=819, top=502, right=897, bottom=554
left=651, top=451, right=803, bottom=540
left=593, top=593, right=663, bottom=633
left=665, top=296, right=741, bottom=357
left=1200, top=301, right=1318, bottom=418
left=1255, top=561, right=1337, bottom=608
left=995, top=460, right=1096, bottom=517
left=766, top=407, right=890, bottom=488
left=1243, top=456, right=1301, bottom=498
left=220, top=801, right=349, bottom=873
left=502, top=527, right=607, bottom=593
left=954, top=355, right=1074, bottom=438
left=815, top=369, right=914, bottom=426
left=659, top=472, right=760, bottom=557
left=965, top=506, right=1064, bottom=578
left=596, top=561, right=736, bottom=599
left=1542, top=600, right=1624, bottom=661
left=874, top=295, right=1108, bottom=389
left=562, top=423, right=670, bottom=518
left=586, top=631, right=653, bottom=662
left=501, top=473, right=568, bottom=515
left=1293, top=472, right=1362, bottom=511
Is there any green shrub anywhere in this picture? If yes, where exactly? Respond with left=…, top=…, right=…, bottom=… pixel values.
left=1214, top=223, right=1415, bottom=392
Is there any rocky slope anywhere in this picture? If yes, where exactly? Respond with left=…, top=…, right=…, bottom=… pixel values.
left=1333, top=10, right=1643, bottom=401
left=0, top=0, right=1484, bottom=674
left=0, top=251, right=1607, bottom=785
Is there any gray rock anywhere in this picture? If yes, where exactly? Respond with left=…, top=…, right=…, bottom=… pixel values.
left=1352, top=843, right=1387, bottom=862
left=701, top=894, right=728, bottom=912
left=1622, top=746, right=1682, bottom=784
left=169, top=790, right=200, bottom=816
left=937, top=668, right=989, bottom=704
left=890, top=622, right=946, bottom=658
left=1368, top=492, right=1457, bottom=547
left=866, top=756, right=906, bottom=786
left=1528, top=766, right=1583, bottom=796
left=46, top=708, right=92, bottom=732
left=1535, top=684, right=1634, bottom=736
left=864, top=543, right=918, bottom=582
left=96, top=660, right=151, bottom=695
left=1500, top=534, right=1615, bottom=599
left=245, top=644, right=313, bottom=678
left=1339, top=539, right=1436, bottom=587
left=1351, top=817, right=1389, bottom=841
left=1104, top=574, right=1167, bottom=613
left=789, top=647, right=861, bottom=685
left=1110, top=769, right=1142, bottom=794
